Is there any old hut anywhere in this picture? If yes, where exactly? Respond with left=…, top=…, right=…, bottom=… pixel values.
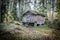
left=22, top=11, right=45, bottom=26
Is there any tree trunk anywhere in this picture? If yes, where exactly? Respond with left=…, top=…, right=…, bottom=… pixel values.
left=0, top=0, right=6, bottom=23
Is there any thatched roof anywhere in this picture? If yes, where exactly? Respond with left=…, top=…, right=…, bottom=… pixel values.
left=23, top=10, right=45, bottom=17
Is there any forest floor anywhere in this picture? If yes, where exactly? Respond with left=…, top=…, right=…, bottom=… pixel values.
left=0, top=23, right=60, bottom=40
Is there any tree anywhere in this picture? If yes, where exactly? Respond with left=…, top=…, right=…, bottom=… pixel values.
left=0, top=0, right=9, bottom=23
left=56, top=0, right=60, bottom=20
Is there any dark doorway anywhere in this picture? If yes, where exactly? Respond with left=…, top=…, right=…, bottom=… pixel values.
left=28, top=23, right=34, bottom=26
left=37, top=24, right=40, bottom=26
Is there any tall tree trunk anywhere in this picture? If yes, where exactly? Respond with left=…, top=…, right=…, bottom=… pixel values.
left=57, top=0, right=60, bottom=20
left=0, top=0, right=7, bottom=23
left=0, top=0, right=1, bottom=23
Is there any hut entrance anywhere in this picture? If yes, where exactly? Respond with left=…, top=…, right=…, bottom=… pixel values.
left=23, top=22, right=34, bottom=27
left=28, top=23, right=34, bottom=26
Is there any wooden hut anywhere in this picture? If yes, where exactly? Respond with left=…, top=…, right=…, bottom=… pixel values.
left=22, top=11, right=45, bottom=26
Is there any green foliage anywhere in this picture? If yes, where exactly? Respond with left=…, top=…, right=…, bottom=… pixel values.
left=4, top=0, right=18, bottom=22
left=56, top=1, right=60, bottom=20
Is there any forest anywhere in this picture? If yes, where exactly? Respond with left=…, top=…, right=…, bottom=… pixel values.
left=0, top=0, right=60, bottom=40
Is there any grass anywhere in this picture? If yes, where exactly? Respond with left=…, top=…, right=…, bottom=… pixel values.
left=0, top=23, right=60, bottom=40
left=35, top=25, right=52, bottom=31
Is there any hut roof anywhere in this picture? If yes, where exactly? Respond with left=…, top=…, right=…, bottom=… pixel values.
left=23, top=10, right=45, bottom=17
